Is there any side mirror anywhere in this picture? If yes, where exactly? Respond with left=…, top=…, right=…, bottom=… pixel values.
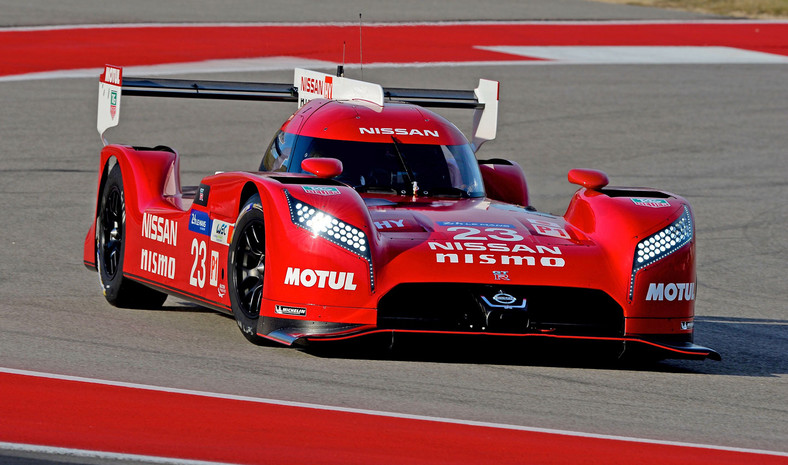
left=568, top=168, right=609, bottom=190
left=301, top=157, right=343, bottom=179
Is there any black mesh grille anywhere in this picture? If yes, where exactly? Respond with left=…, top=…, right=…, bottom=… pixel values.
left=377, top=283, right=624, bottom=337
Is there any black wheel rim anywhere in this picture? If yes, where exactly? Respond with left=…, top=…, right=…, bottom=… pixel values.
left=99, top=186, right=123, bottom=278
left=233, top=219, right=265, bottom=320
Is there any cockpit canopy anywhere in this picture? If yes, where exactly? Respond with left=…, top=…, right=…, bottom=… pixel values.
left=260, top=100, right=486, bottom=198
left=262, top=132, right=484, bottom=197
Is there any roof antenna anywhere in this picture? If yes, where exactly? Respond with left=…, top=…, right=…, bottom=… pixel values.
left=337, top=41, right=345, bottom=77
left=359, top=13, right=364, bottom=80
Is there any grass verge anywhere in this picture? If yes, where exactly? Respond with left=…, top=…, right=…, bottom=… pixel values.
left=593, top=0, right=788, bottom=18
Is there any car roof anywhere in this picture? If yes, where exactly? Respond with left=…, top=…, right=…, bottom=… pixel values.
left=282, top=99, right=469, bottom=146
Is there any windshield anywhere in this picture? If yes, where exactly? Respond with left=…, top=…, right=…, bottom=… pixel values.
left=288, top=136, right=485, bottom=198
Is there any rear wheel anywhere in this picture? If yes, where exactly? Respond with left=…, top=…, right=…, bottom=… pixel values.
left=96, top=163, right=168, bottom=308
left=228, top=196, right=268, bottom=343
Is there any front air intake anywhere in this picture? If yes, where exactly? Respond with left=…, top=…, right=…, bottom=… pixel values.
left=377, top=283, right=624, bottom=337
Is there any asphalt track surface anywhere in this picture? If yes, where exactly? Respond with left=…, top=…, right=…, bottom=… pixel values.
left=0, top=0, right=786, bottom=464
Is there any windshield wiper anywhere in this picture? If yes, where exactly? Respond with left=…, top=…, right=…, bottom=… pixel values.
left=390, top=136, right=418, bottom=195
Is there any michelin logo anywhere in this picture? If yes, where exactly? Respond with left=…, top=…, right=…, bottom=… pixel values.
left=275, top=305, right=307, bottom=316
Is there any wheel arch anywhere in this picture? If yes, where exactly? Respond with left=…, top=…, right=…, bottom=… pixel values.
left=239, top=181, right=262, bottom=212
left=84, top=145, right=180, bottom=268
left=83, top=155, right=120, bottom=269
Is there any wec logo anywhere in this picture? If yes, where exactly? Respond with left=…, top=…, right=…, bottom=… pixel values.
left=211, top=219, right=233, bottom=246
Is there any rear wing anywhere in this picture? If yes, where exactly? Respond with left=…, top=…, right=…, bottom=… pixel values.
left=97, top=65, right=499, bottom=151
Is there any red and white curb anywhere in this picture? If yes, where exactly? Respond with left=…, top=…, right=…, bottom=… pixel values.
left=1, top=20, right=786, bottom=81
left=1, top=367, right=786, bottom=465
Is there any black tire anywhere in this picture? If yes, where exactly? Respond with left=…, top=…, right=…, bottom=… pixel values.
left=228, top=196, right=268, bottom=344
left=96, top=163, right=168, bottom=309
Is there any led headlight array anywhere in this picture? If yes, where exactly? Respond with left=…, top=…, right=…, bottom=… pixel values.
left=630, top=206, right=693, bottom=299
left=284, top=190, right=374, bottom=287
left=633, top=206, right=692, bottom=271
left=297, top=203, right=368, bottom=253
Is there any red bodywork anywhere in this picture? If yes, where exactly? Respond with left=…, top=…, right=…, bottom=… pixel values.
left=85, top=74, right=718, bottom=361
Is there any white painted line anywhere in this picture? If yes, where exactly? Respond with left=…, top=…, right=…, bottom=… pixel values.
left=0, top=441, right=235, bottom=465
left=2, top=367, right=786, bottom=457
left=477, top=45, right=788, bottom=64
left=0, top=58, right=551, bottom=83
left=0, top=60, right=525, bottom=83
left=5, top=46, right=786, bottom=83
left=1, top=19, right=786, bottom=33
left=0, top=57, right=336, bottom=82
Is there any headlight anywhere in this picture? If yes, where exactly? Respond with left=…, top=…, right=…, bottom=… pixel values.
left=284, top=189, right=374, bottom=288
left=630, top=206, right=693, bottom=298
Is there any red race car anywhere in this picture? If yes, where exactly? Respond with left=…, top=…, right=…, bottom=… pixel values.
left=84, top=65, right=719, bottom=361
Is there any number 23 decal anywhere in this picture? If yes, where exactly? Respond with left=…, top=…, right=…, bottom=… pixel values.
left=446, top=227, right=524, bottom=242
left=190, top=238, right=206, bottom=288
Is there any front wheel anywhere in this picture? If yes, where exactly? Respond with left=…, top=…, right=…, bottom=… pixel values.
left=228, top=197, right=268, bottom=344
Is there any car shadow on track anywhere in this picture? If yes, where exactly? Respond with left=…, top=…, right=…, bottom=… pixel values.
left=301, top=317, right=788, bottom=377
left=301, top=334, right=692, bottom=373
left=132, top=301, right=224, bottom=315
left=134, top=300, right=788, bottom=377
left=665, top=316, right=788, bottom=377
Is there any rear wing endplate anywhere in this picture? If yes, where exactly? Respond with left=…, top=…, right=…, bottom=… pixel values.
left=98, top=66, right=498, bottom=151
left=97, top=65, right=123, bottom=146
